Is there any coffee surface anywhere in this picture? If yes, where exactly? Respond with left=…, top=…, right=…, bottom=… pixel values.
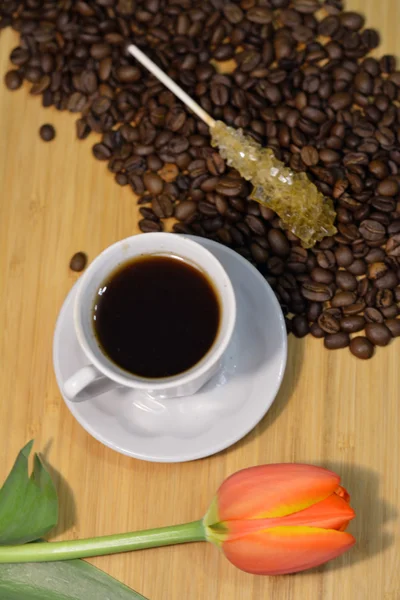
left=93, top=255, right=220, bottom=378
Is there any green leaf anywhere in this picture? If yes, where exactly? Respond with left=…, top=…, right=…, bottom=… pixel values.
left=0, top=556, right=147, bottom=599
left=0, top=441, right=58, bottom=545
left=0, top=444, right=148, bottom=599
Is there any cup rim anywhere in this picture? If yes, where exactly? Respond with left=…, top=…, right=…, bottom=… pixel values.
left=73, top=233, right=236, bottom=390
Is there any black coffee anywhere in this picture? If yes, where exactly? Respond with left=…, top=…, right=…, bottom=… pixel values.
left=93, top=255, right=220, bottom=378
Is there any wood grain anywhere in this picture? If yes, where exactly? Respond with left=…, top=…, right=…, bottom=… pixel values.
left=1, top=2, right=399, bottom=598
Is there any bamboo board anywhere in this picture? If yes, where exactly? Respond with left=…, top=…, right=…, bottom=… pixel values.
left=0, top=2, right=399, bottom=598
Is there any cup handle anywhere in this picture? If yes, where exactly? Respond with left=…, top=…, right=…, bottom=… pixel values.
left=63, top=365, right=113, bottom=401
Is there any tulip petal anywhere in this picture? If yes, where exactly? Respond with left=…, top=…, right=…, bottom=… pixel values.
left=222, top=526, right=355, bottom=575
left=336, top=485, right=350, bottom=503
left=220, top=493, right=355, bottom=541
left=268, top=492, right=355, bottom=531
left=217, top=464, right=341, bottom=521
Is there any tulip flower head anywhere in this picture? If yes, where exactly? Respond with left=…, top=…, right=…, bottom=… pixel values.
left=203, top=464, right=355, bottom=575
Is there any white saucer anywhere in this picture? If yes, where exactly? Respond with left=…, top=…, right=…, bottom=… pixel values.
left=53, top=237, right=287, bottom=462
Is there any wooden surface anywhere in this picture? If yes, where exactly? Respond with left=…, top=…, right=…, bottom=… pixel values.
left=1, top=2, right=400, bottom=598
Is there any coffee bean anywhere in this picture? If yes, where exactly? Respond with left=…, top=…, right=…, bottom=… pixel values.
left=300, top=145, right=319, bottom=166
left=350, top=336, right=374, bottom=359
left=318, top=311, right=340, bottom=334
left=365, top=307, right=384, bottom=324
left=319, top=15, right=340, bottom=36
left=244, top=215, right=266, bottom=236
left=200, top=177, right=219, bottom=193
left=30, top=75, right=51, bottom=96
left=340, top=315, right=365, bottom=333
left=336, top=270, right=357, bottom=292
left=92, top=96, right=112, bottom=116
left=199, top=201, right=218, bottom=217
left=380, top=55, right=396, bottom=73
left=377, top=178, right=399, bottom=196
left=146, top=155, right=163, bottom=172
left=320, top=149, right=341, bottom=165
left=247, top=7, right=273, bottom=24
left=301, top=281, right=333, bottom=302
left=24, top=67, right=42, bottom=85
left=144, top=173, right=163, bottom=195
left=206, top=153, right=226, bottom=176
left=134, top=144, right=156, bottom=157
left=210, top=83, right=229, bottom=107
left=292, top=315, right=309, bottom=338
left=250, top=243, right=269, bottom=263
left=368, top=262, right=388, bottom=280
left=5, top=70, right=22, bottom=90
left=374, top=270, right=398, bottom=289
left=368, top=161, right=389, bottom=180
left=358, top=277, right=369, bottom=297
left=39, top=124, right=55, bottom=142
left=382, top=305, right=399, bottom=319
left=152, top=194, right=173, bottom=218
left=311, top=267, right=334, bottom=284
left=331, top=291, right=356, bottom=308
left=69, top=251, right=87, bottom=272
left=324, top=332, right=350, bottom=350
left=316, top=250, right=336, bottom=270
left=359, top=219, right=386, bottom=242
left=209, top=194, right=226, bottom=215
left=125, top=155, right=146, bottom=174
left=387, top=233, right=400, bottom=258
left=216, top=178, right=242, bottom=197
left=223, top=3, right=244, bottom=24
left=376, top=289, right=393, bottom=309
left=10, top=47, right=30, bottom=67
left=365, top=323, right=391, bottom=346
left=362, top=29, right=380, bottom=50
left=99, top=57, right=112, bottom=81
left=354, top=71, right=373, bottom=95
left=165, top=107, right=186, bottom=132
left=156, top=163, right=177, bottom=182
left=385, top=319, right=400, bottom=337
left=138, top=219, right=162, bottom=233
left=139, top=207, right=159, bottom=222
left=130, top=174, right=145, bottom=195
left=342, top=301, right=366, bottom=316
left=335, top=246, right=353, bottom=267
left=268, top=229, right=290, bottom=257
left=307, top=301, right=323, bottom=322
left=115, top=172, right=128, bottom=186
left=329, top=92, right=352, bottom=111
left=175, top=200, right=197, bottom=222
left=341, top=11, right=365, bottom=30
left=310, top=323, right=325, bottom=338
left=76, top=118, right=91, bottom=140
left=93, top=143, right=111, bottom=160
left=167, top=136, right=189, bottom=155
left=293, top=0, right=319, bottom=14
left=347, top=259, right=367, bottom=276
left=366, top=248, right=386, bottom=263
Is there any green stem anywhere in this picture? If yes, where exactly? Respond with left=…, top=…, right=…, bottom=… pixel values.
left=0, top=520, right=206, bottom=563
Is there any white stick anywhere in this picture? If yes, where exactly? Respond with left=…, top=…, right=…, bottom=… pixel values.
left=127, top=44, right=216, bottom=129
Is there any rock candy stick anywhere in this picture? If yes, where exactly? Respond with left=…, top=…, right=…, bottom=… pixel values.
left=128, top=44, right=337, bottom=248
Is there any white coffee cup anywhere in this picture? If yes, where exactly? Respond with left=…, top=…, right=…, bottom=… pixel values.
left=63, top=233, right=236, bottom=401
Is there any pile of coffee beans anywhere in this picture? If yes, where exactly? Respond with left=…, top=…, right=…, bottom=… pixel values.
left=3, top=0, right=400, bottom=359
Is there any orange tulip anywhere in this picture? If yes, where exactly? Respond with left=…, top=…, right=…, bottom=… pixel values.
left=0, top=449, right=355, bottom=576
left=203, top=464, right=355, bottom=575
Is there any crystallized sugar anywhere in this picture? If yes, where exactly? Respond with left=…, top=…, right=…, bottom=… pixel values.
left=211, top=121, right=337, bottom=248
